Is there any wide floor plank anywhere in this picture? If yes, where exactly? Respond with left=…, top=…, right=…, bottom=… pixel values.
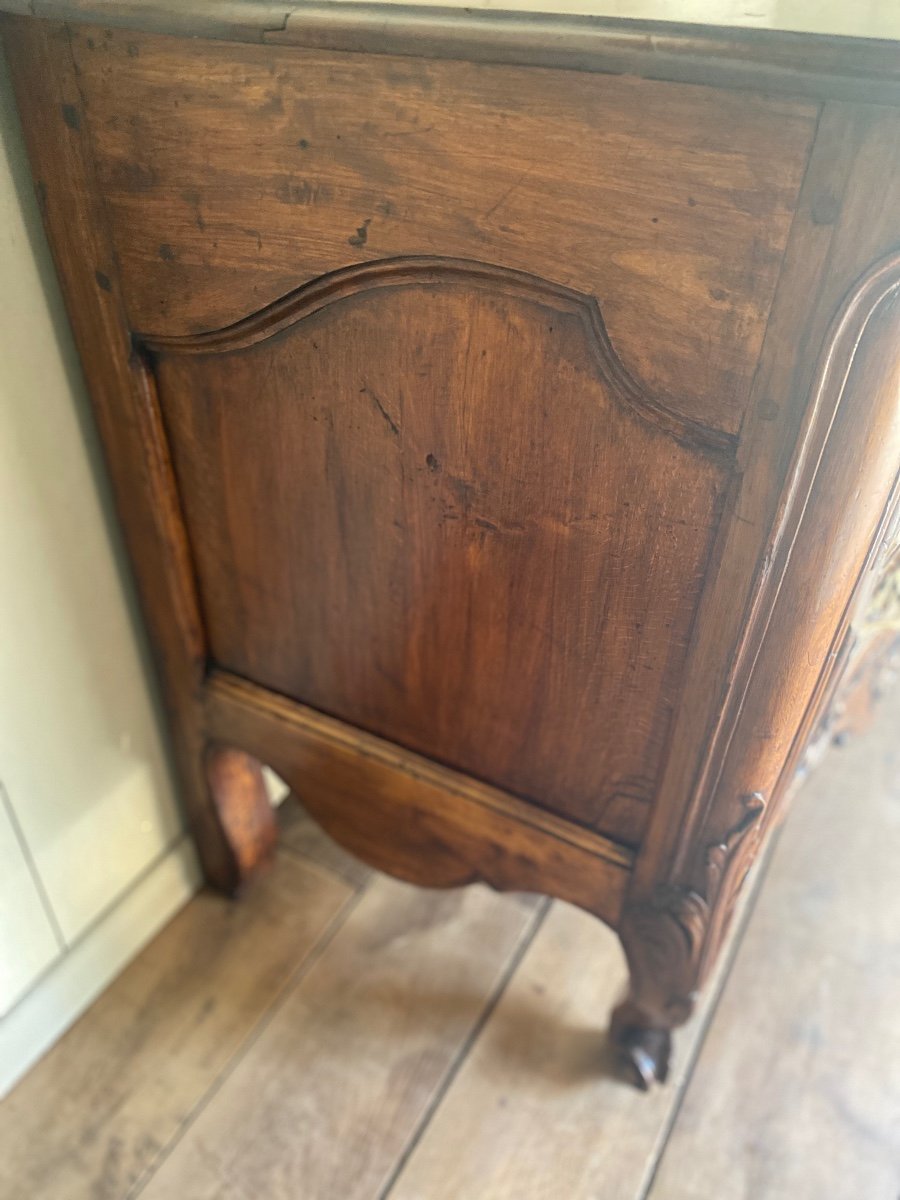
left=647, top=689, right=900, bottom=1200
left=386, top=885, right=745, bottom=1200
left=0, top=854, right=353, bottom=1200
left=138, top=878, right=540, bottom=1200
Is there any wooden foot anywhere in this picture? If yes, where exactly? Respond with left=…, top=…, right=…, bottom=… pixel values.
left=609, top=1000, right=674, bottom=1089
left=608, top=891, right=704, bottom=1088
left=201, top=744, right=278, bottom=895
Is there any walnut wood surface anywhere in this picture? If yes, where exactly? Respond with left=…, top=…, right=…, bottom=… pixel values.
left=152, top=258, right=729, bottom=842
left=5, top=9, right=900, bottom=1089
left=1, top=19, right=248, bottom=894
left=5, top=1, right=900, bottom=104
left=204, top=671, right=631, bottom=928
left=68, top=25, right=814, bottom=434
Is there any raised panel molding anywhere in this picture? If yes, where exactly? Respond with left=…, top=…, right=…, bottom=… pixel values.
left=145, top=257, right=735, bottom=845
left=9, top=6, right=900, bottom=1092
left=141, top=257, right=738, bottom=461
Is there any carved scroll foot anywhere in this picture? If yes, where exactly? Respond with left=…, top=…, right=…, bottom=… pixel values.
left=609, top=792, right=768, bottom=1087
left=609, top=1003, right=673, bottom=1089
left=608, top=888, right=705, bottom=1089
left=201, top=744, right=278, bottom=895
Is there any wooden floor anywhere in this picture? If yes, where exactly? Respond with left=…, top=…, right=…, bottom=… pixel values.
left=2, top=688, right=899, bottom=1200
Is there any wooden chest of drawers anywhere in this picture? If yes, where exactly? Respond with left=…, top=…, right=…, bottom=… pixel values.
left=5, top=0, right=900, bottom=1087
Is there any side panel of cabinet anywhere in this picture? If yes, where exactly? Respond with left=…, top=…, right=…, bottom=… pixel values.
left=53, top=26, right=818, bottom=846
left=151, top=264, right=731, bottom=840
left=69, top=26, right=817, bottom=436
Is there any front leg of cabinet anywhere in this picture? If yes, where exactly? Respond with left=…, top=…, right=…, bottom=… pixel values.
left=201, top=744, right=278, bottom=895
left=609, top=891, right=707, bottom=1089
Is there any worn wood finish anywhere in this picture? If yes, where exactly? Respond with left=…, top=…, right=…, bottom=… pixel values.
left=280, top=794, right=374, bottom=890
left=205, top=672, right=632, bottom=927
left=389, top=865, right=764, bottom=1199
left=7, top=2, right=900, bottom=103
left=3, top=712, right=898, bottom=1197
left=0, top=19, right=265, bottom=894
left=138, top=878, right=541, bottom=1200
left=70, top=26, right=815, bottom=433
left=0, top=855, right=353, bottom=1200
left=153, top=258, right=730, bottom=841
left=5, top=5, right=900, bottom=1090
left=613, top=266, right=900, bottom=1083
left=611, top=110, right=900, bottom=1082
left=648, top=688, right=900, bottom=1200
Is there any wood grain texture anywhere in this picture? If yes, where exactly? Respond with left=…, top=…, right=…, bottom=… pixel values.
left=279, top=794, right=373, bottom=890
left=603, top=102, right=900, bottom=1078
left=639, top=102, right=900, bottom=895
left=2, top=700, right=896, bottom=1197
left=69, top=24, right=816, bottom=433
left=205, top=672, right=632, bottom=928
left=137, top=877, right=541, bottom=1200
left=6, top=1, right=900, bottom=103
left=647, top=687, right=900, bottom=1200
left=611, top=249, right=900, bottom=1080
left=0, top=855, right=353, bottom=1200
left=387, top=863, right=764, bottom=1200
left=7, top=8, right=900, bottom=1084
left=153, top=259, right=730, bottom=841
left=1, top=18, right=249, bottom=892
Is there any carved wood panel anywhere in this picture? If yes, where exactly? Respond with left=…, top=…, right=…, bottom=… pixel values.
left=70, top=24, right=817, bottom=435
left=148, top=258, right=733, bottom=844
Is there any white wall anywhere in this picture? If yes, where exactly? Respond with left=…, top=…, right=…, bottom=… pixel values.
left=0, top=50, right=200, bottom=1097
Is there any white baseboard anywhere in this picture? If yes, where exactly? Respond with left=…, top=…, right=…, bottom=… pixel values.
left=0, top=835, right=201, bottom=1098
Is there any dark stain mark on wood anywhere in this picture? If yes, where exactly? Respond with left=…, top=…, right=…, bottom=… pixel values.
left=61, top=103, right=80, bottom=131
left=159, top=243, right=176, bottom=262
left=426, top=453, right=440, bottom=472
left=361, top=384, right=399, bottom=437
left=348, top=219, right=371, bottom=248
left=126, top=42, right=139, bottom=57
left=95, top=270, right=112, bottom=292
left=35, top=180, right=48, bottom=216
left=297, top=138, right=309, bottom=149
left=446, top=474, right=479, bottom=506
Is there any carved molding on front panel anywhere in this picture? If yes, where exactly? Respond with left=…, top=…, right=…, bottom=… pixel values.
left=658, top=252, right=900, bottom=888
left=139, top=255, right=737, bottom=460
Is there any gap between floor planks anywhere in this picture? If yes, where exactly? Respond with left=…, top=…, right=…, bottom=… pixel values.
left=0, top=827, right=356, bottom=1200
left=645, top=685, right=900, bottom=1200
left=4, top=693, right=897, bottom=1200
left=0, top=793, right=767, bottom=1200
left=97, top=800, right=760, bottom=1200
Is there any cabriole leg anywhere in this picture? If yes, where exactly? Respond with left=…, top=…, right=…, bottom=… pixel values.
left=609, top=891, right=707, bottom=1089
left=197, top=743, right=278, bottom=895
